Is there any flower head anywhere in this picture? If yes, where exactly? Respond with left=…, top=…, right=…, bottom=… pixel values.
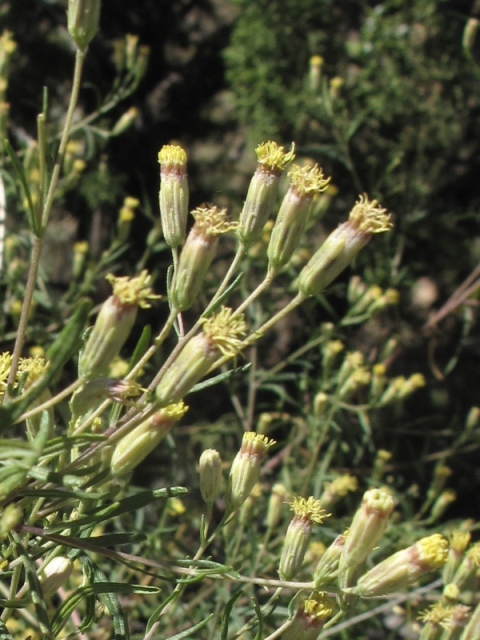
left=298, top=195, right=392, bottom=297
left=226, top=432, right=275, bottom=512
left=279, top=497, right=330, bottom=581
left=106, top=270, right=160, bottom=309
left=158, top=144, right=189, bottom=248
left=256, top=141, right=295, bottom=173
left=199, top=307, right=248, bottom=358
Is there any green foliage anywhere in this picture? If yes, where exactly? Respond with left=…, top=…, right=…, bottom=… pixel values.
left=0, top=1, right=479, bottom=639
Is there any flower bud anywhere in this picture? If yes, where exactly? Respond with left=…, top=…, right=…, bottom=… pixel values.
left=443, top=531, right=471, bottom=584
left=461, top=598, right=480, bottom=640
left=451, top=543, right=480, bottom=591
left=0, top=504, right=23, bottom=539
left=429, top=490, right=456, bottom=523
left=313, top=534, right=345, bottom=588
left=349, top=534, right=449, bottom=597
left=339, top=488, right=395, bottom=588
left=171, top=206, right=237, bottom=311
left=225, top=432, right=275, bottom=512
left=73, top=241, right=89, bottom=279
left=465, top=406, right=480, bottom=432
left=266, top=483, right=289, bottom=531
left=313, top=391, right=328, bottom=418
left=112, top=107, right=139, bottom=136
left=79, top=271, right=158, bottom=379
left=321, top=340, right=344, bottom=379
left=111, top=403, right=187, bottom=476
left=309, top=55, right=324, bottom=92
left=370, top=363, right=387, bottom=404
left=199, top=449, right=223, bottom=506
left=418, top=603, right=455, bottom=640
left=319, top=475, right=358, bottom=512
left=67, top=0, right=101, bottom=51
left=155, top=307, right=247, bottom=406
left=372, top=449, right=392, bottom=482
left=39, top=556, right=73, bottom=597
left=284, top=593, right=333, bottom=640
left=237, top=141, right=295, bottom=246
left=158, top=145, right=189, bottom=248
left=278, top=497, right=329, bottom=581
left=267, top=164, right=330, bottom=270
left=298, top=195, right=392, bottom=297
left=116, top=197, right=139, bottom=244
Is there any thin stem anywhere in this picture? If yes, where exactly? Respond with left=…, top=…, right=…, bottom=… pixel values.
left=41, top=48, right=86, bottom=229
left=19, top=378, right=84, bottom=422
left=5, top=48, right=86, bottom=394
left=4, top=236, right=43, bottom=395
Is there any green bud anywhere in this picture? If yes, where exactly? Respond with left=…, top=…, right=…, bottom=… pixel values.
left=79, top=271, right=158, bottom=379
left=158, top=145, right=189, bottom=249
left=347, top=534, right=448, bottom=598
left=339, top=488, right=394, bottom=588
left=39, top=556, right=73, bottom=597
left=267, top=164, right=330, bottom=270
left=67, top=0, right=101, bottom=51
left=155, top=308, right=247, bottom=407
left=199, top=449, right=223, bottom=506
left=171, top=206, right=236, bottom=311
left=313, top=534, right=345, bottom=588
left=298, top=195, right=392, bottom=297
left=111, top=404, right=187, bottom=476
left=226, top=432, right=275, bottom=512
left=279, top=497, right=329, bottom=581
left=237, top=141, right=295, bottom=246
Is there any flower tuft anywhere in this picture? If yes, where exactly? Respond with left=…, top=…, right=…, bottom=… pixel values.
left=288, top=164, right=331, bottom=196
left=255, top=141, right=295, bottom=173
left=106, top=270, right=160, bottom=309
left=191, top=205, right=238, bottom=236
left=199, top=307, right=248, bottom=358
left=349, top=194, right=392, bottom=234
left=158, top=144, right=187, bottom=168
left=289, top=496, right=330, bottom=524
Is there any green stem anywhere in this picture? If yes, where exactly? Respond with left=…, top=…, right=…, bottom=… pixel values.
left=5, top=48, right=85, bottom=394
left=4, top=236, right=43, bottom=394
left=42, top=48, right=86, bottom=230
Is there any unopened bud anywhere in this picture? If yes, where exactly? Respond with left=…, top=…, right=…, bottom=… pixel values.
left=226, top=432, right=275, bottom=512
left=349, top=534, right=449, bottom=597
left=279, top=497, right=329, bottom=581
left=67, top=0, right=101, bottom=51
left=267, top=164, right=330, bottom=270
left=171, top=206, right=236, bottom=311
left=309, top=55, right=324, bottom=92
left=158, top=144, right=189, bottom=248
left=199, top=449, right=223, bottom=506
left=155, top=308, right=247, bottom=407
left=339, top=488, right=394, bottom=588
left=313, top=534, right=345, bottom=588
left=298, top=195, right=392, bottom=297
left=237, top=141, right=295, bottom=246
left=266, top=483, right=289, bottom=531
left=39, top=556, right=73, bottom=597
left=111, top=403, right=187, bottom=476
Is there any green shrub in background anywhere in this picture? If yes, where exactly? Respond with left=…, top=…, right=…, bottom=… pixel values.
left=0, top=0, right=479, bottom=638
